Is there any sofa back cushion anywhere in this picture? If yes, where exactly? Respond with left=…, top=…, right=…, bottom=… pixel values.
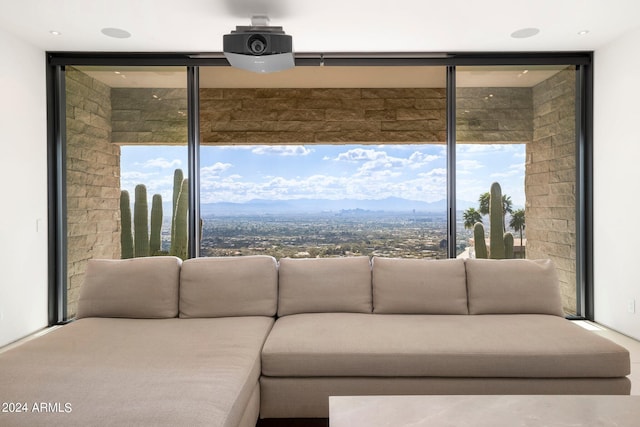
left=278, top=256, right=372, bottom=316
left=465, top=258, right=564, bottom=316
left=372, top=257, right=468, bottom=314
left=179, top=255, right=278, bottom=318
left=77, top=256, right=182, bottom=319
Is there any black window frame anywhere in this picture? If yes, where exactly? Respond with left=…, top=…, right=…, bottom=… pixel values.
left=46, top=51, right=593, bottom=323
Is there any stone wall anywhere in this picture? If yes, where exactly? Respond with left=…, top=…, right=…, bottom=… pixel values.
left=198, top=88, right=447, bottom=144
left=66, top=67, right=120, bottom=317
left=112, top=88, right=188, bottom=144
left=111, top=87, right=535, bottom=145
left=457, top=87, right=533, bottom=143
left=527, top=68, right=577, bottom=314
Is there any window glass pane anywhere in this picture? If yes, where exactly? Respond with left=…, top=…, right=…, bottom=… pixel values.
left=456, top=65, right=578, bottom=315
left=64, top=66, right=187, bottom=318
left=199, top=66, right=448, bottom=260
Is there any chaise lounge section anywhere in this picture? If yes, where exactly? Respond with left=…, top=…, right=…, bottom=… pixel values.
left=0, top=255, right=278, bottom=427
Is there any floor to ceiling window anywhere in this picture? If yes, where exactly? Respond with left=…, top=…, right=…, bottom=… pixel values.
left=63, top=66, right=187, bottom=318
left=456, top=65, right=579, bottom=314
left=198, top=66, right=448, bottom=260
left=50, top=54, right=591, bottom=321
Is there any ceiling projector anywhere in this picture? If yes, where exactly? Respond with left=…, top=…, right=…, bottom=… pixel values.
left=223, top=22, right=294, bottom=73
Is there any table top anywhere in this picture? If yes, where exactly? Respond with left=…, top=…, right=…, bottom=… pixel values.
left=329, top=395, right=640, bottom=427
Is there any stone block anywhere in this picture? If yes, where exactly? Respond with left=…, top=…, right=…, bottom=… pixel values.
left=275, top=121, right=337, bottom=132
left=341, top=98, right=385, bottom=110
left=296, top=98, right=341, bottom=109
left=151, top=131, right=189, bottom=143
left=397, top=108, right=442, bottom=121
left=550, top=169, right=575, bottom=184
left=245, top=131, right=313, bottom=143
left=547, top=194, right=575, bottom=208
left=112, top=110, right=141, bottom=121
left=256, top=88, right=312, bottom=99
left=381, top=119, right=445, bottom=131
left=415, top=98, right=446, bottom=110
left=312, top=89, right=360, bottom=99
left=365, top=110, right=396, bottom=121
left=230, top=109, right=279, bottom=121
left=212, top=120, right=277, bottom=132
left=336, top=121, right=380, bottom=131
left=200, top=98, right=243, bottom=110
left=242, top=98, right=299, bottom=110
left=384, top=99, right=416, bottom=109
left=277, top=109, right=326, bottom=121
left=200, top=88, right=223, bottom=99
left=201, top=131, right=246, bottom=144
left=325, top=109, right=365, bottom=121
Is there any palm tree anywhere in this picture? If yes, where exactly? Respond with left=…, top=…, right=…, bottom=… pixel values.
left=478, top=191, right=514, bottom=232
left=509, top=209, right=525, bottom=252
left=478, top=192, right=490, bottom=216
left=463, top=208, right=483, bottom=230
left=502, top=195, right=514, bottom=232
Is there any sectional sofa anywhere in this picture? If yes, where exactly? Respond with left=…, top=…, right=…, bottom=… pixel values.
left=0, top=255, right=631, bottom=426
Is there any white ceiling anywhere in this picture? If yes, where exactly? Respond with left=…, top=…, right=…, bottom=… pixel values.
left=1, top=0, right=639, bottom=53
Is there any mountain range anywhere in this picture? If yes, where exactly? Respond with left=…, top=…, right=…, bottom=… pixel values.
left=199, top=197, right=478, bottom=216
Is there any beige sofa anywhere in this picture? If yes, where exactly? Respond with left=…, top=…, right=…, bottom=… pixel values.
left=260, top=256, right=631, bottom=418
left=0, top=255, right=631, bottom=426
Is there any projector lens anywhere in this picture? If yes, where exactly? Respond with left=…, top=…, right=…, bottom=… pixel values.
left=248, top=35, right=267, bottom=55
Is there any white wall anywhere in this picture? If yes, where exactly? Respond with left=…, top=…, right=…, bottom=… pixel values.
left=0, top=28, right=49, bottom=347
left=594, top=25, right=640, bottom=340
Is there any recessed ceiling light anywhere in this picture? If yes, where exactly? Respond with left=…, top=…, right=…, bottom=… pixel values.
left=101, top=27, right=131, bottom=39
left=49, top=30, right=62, bottom=36
left=511, top=27, right=540, bottom=39
left=578, top=30, right=590, bottom=36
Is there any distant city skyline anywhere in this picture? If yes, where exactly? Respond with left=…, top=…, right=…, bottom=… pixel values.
left=120, top=143, right=525, bottom=210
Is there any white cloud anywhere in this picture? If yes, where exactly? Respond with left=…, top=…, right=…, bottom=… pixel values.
left=121, top=171, right=155, bottom=181
left=419, top=168, right=447, bottom=178
left=456, top=159, right=484, bottom=171
left=409, top=151, right=440, bottom=164
left=490, top=162, right=525, bottom=179
left=251, top=145, right=314, bottom=156
left=139, top=157, right=182, bottom=169
left=336, top=148, right=387, bottom=162
left=335, top=148, right=441, bottom=177
left=202, top=162, right=232, bottom=174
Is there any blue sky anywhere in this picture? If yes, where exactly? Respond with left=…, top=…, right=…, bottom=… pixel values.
left=121, top=143, right=525, bottom=208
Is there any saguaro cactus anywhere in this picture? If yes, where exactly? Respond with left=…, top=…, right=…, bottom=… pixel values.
left=134, top=184, right=150, bottom=257
left=504, top=232, right=514, bottom=259
left=171, top=168, right=184, bottom=247
left=489, top=182, right=506, bottom=259
left=171, top=178, right=189, bottom=260
left=120, top=190, right=134, bottom=259
left=473, top=222, right=488, bottom=259
left=474, top=182, right=515, bottom=259
left=150, top=194, right=163, bottom=255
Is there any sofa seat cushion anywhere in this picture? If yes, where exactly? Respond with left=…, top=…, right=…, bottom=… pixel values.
left=261, top=313, right=630, bottom=379
left=0, top=317, right=273, bottom=427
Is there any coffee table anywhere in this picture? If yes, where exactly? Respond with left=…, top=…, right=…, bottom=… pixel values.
left=329, top=395, right=640, bottom=427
